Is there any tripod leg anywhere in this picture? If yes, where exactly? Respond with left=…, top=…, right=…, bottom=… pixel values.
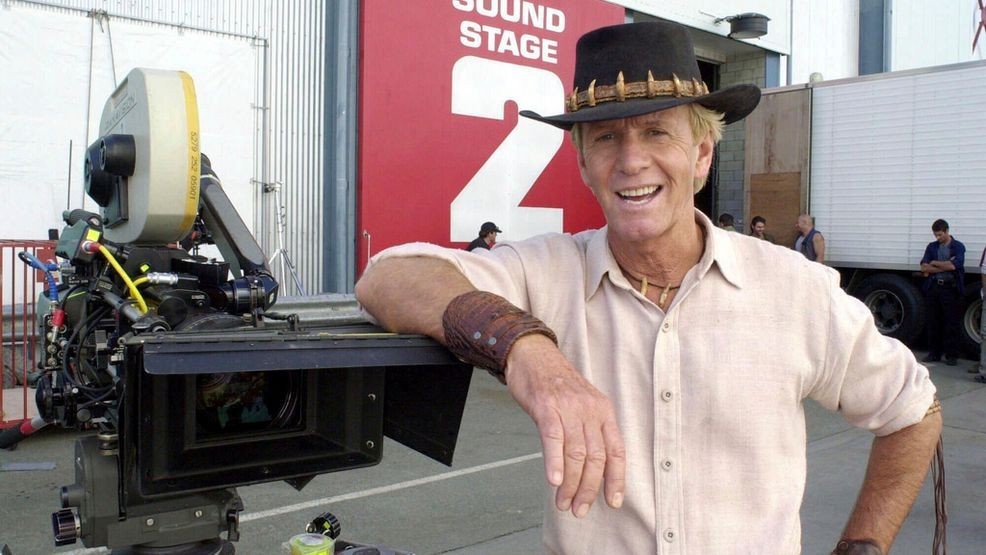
left=281, top=250, right=306, bottom=295
left=266, top=184, right=306, bottom=295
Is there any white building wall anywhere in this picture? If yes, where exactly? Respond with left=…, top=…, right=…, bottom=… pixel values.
left=21, top=0, right=272, bottom=34
left=1, top=0, right=325, bottom=295
left=0, top=3, right=258, bottom=237
left=890, top=0, right=985, bottom=70
left=786, top=0, right=983, bottom=82
left=613, top=0, right=791, bottom=54
left=788, top=0, right=858, bottom=84
left=614, top=0, right=863, bottom=86
left=614, top=1, right=984, bottom=86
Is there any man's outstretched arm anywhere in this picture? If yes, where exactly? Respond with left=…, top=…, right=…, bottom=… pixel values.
left=355, top=256, right=626, bottom=517
left=838, top=409, right=943, bottom=553
left=355, top=256, right=473, bottom=340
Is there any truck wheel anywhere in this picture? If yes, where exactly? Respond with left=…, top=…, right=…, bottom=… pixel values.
left=959, top=283, right=982, bottom=360
left=853, top=274, right=925, bottom=344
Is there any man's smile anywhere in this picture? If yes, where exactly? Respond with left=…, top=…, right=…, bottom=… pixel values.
left=616, top=185, right=663, bottom=205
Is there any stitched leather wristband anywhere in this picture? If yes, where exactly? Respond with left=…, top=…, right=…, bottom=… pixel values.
left=831, top=539, right=883, bottom=555
left=442, top=290, right=558, bottom=384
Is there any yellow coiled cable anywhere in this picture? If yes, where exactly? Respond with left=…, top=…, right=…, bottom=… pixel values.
left=96, top=244, right=148, bottom=314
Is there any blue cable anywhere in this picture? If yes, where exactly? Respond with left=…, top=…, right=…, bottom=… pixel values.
left=18, top=251, right=60, bottom=303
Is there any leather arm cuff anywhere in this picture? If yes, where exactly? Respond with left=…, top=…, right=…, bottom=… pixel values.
left=831, top=539, right=883, bottom=555
left=441, top=290, right=557, bottom=384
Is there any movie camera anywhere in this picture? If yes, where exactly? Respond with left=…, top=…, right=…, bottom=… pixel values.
left=7, top=69, right=471, bottom=553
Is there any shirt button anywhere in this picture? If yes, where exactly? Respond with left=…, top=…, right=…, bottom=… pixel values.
left=661, top=459, right=673, bottom=471
left=663, top=529, right=675, bottom=543
left=661, top=390, right=673, bottom=402
left=662, top=321, right=671, bottom=332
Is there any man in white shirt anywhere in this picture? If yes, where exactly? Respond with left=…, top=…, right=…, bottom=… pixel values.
left=356, top=21, right=942, bottom=555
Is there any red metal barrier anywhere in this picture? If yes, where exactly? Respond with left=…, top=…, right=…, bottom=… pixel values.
left=1, top=239, right=56, bottom=427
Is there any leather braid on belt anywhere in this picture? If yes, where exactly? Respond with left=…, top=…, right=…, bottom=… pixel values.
left=442, top=290, right=558, bottom=384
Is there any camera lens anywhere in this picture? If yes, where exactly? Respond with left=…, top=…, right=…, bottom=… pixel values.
left=194, top=371, right=300, bottom=439
left=99, top=134, right=136, bottom=176
left=84, top=142, right=115, bottom=207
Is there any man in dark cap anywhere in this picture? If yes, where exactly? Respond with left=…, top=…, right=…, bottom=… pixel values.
left=357, top=21, right=941, bottom=555
left=466, top=221, right=502, bottom=251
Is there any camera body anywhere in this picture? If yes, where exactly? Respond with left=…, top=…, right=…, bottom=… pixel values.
left=53, top=318, right=471, bottom=550
left=38, top=68, right=472, bottom=551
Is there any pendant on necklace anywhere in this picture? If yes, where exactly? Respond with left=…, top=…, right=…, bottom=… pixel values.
left=658, top=284, right=671, bottom=307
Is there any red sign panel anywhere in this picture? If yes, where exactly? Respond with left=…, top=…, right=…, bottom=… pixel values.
left=357, top=0, right=624, bottom=272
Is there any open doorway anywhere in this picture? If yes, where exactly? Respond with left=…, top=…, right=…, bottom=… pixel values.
left=693, top=59, right=719, bottom=220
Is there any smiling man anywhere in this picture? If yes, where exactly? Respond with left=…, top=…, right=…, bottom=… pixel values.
left=356, top=21, right=942, bottom=555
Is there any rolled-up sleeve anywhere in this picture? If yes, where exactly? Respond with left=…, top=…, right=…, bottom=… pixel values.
left=365, top=242, right=532, bottom=311
left=811, top=272, right=937, bottom=436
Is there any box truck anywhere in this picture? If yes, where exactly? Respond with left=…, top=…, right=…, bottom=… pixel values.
left=744, top=60, right=986, bottom=356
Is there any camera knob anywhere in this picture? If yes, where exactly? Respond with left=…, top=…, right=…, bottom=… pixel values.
left=306, top=511, right=341, bottom=540
left=52, top=508, right=80, bottom=546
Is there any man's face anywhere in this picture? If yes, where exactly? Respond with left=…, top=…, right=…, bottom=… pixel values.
left=577, top=106, right=713, bottom=245
left=796, top=216, right=812, bottom=234
left=934, top=230, right=950, bottom=244
left=753, top=221, right=766, bottom=235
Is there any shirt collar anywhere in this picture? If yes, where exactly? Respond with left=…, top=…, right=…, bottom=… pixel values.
left=584, top=225, right=617, bottom=300
left=584, top=209, right=746, bottom=301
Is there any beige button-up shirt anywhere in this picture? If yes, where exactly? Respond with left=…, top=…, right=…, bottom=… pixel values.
left=367, top=211, right=936, bottom=554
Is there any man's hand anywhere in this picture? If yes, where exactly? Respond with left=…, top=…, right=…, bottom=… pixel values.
left=504, top=334, right=626, bottom=518
left=358, top=257, right=627, bottom=517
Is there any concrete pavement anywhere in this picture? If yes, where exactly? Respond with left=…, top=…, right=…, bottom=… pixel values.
left=0, top=351, right=983, bottom=554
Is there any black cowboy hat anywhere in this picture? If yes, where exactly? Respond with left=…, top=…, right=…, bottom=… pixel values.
left=520, top=21, right=761, bottom=130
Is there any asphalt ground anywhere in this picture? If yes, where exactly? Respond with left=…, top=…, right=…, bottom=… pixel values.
left=1, top=351, right=984, bottom=555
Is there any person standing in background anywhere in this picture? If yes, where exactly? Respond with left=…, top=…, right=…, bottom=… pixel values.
left=794, top=214, right=825, bottom=263
left=466, top=221, right=502, bottom=251
left=919, top=219, right=965, bottom=367
left=749, top=215, right=775, bottom=243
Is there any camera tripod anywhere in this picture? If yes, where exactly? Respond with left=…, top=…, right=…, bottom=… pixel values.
left=263, top=181, right=307, bottom=295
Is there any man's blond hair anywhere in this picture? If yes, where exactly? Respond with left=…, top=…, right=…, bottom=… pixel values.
left=570, top=103, right=725, bottom=193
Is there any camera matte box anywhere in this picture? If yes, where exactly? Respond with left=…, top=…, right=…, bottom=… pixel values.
left=121, top=324, right=472, bottom=498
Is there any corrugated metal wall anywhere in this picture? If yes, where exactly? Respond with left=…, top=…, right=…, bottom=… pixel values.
left=25, top=0, right=270, bottom=33
left=263, top=1, right=325, bottom=296
left=21, top=0, right=327, bottom=295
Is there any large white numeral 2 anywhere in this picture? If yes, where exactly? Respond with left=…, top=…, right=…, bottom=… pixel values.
left=450, top=56, right=565, bottom=242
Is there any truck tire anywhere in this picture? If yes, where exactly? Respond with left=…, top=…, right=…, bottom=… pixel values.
left=960, top=283, right=982, bottom=360
left=852, top=274, right=925, bottom=344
